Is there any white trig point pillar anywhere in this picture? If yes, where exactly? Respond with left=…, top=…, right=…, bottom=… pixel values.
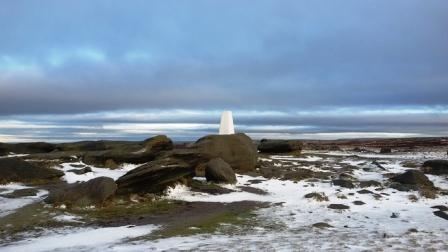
left=219, top=111, right=235, bottom=135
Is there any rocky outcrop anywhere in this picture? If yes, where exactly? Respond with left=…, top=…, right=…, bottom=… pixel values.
left=422, top=160, right=448, bottom=175
left=82, top=135, right=173, bottom=167
left=0, top=157, right=64, bottom=184
left=0, top=142, right=56, bottom=155
left=142, top=135, right=173, bottom=152
left=257, top=139, right=302, bottom=154
left=390, top=170, right=435, bottom=191
left=192, top=133, right=257, bottom=171
left=45, top=177, right=117, bottom=207
left=205, top=158, right=237, bottom=184
left=116, top=157, right=195, bottom=194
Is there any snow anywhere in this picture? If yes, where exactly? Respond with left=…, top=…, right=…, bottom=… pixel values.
left=0, top=183, right=47, bottom=217
left=56, top=162, right=140, bottom=183
left=0, top=225, right=159, bottom=252
left=271, top=155, right=323, bottom=162
left=311, top=150, right=447, bottom=160
left=160, top=153, right=448, bottom=251
left=53, top=214, right=83, bottom=223
left=0, top=153, right=29, bottom=159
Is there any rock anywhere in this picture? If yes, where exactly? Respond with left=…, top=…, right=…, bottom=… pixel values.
left=353, top=201, right=366, bottom=205
left=192, top=133, right=257, bottom=171
left=257, top=139, right=302, bottom=154
left=390, top=212, right=400, bottom=218
left=390, top=170, right=434, bottom=189
left=82, top=135, right=173, bottom=168
left=422, top=160, right=448, bottom=175
left=431, top=205, right=448, bottom=211
left=237, top=186, right=268, bottom=195
left=104, top=159, right=119, bottom=169
left=0, top=157, right=64, bottom=184
left=116, top=157, right=195, bottom=194
left=433, top=211, right=448, bottom=221
left=360, top=180, right=382, bottom=188
left=332, top=179, right=355, bottom=189
left=380, top=147, right=392, bottom=154
left=401, top=161, right=419, bottom=168
left=1, top=188, right=39, bottom=198
left=328, top=204, right=350, bottom=210
left=204, top=158, right=237, bottom=184
left=304, top=192, right=329, bottom=201
left=372, top=160, right=386, bottom=170
left=45, top=177, right=117, bottom=207
left=407, top=228, right=418, bottom=233
left=247, top=179, right=266, bottom=184
left=283, top=169, right=312, bottom=181
left=389, top=182, right=416, bottom=192
left=69, top=164, right=85, bottom=168
left=142, top=135, right=173, bottom=152
left=67, top=167, right=92, bottom=175
left=357, top=189, right=374, bottom=194
left=312, top=222, right=333, bottom=229
left=188, top=180, right=235, bottom=195
left=339, top=173, right=355, bottom=181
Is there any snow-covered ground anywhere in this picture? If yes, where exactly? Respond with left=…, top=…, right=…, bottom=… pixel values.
left=0, top=225, right=159, bottom=252
left=1, top=152, right=447, bottom=251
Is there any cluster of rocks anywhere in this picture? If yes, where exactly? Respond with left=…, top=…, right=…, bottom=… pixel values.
left=0, top=133, right=258, bottom=208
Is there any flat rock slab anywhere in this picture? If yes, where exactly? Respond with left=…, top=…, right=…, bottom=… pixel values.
left=431, top=205, right=448, bottom=211
left=328, top=204, right=350, bottom=210
left=433, top=210, right=448, bottom=221
left=0, top=188, right=39, bottom=198
left=237, top=186, right=269, bottom=195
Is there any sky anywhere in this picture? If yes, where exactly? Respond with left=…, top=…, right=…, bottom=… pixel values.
left=0, top=0, right=447, bottom=142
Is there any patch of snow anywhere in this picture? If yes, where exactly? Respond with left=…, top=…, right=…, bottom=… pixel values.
left=53, top=214, right=83, bottom=223
left=0, top=153, right=29, bottom=159
left=271, top=155, right=323, bottom=162
left=0, top=225, right=159, bottom=252
left=0, top=183, right=47, bottom=217
left=56, top=162, right=140, bottom=183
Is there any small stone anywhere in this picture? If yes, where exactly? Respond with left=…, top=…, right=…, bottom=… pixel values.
left=328, top=204, right=350, bottom=210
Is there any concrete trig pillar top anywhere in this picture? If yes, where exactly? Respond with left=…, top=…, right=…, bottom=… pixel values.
left=219, top=111, right=235, bottom=135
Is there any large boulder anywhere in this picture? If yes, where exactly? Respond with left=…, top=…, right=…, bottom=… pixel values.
left=143, top=135, right=173, bottom=152
left=205, top=158, right=237, bottom=184
left=258, top=139, right=302, bottom=154
left=192, top=133, right=257, bottom=171
left=422, top=160, right=448, bottom=175
left=116, top=157, right=195, bottom=194
left=390, top=170, right=434, bottom=191
left=0, top=157, right=64, bottom=184
left=45, top=177, right=117, bottom=207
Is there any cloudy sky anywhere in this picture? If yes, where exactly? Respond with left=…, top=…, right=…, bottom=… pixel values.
left=1, top=0, right=447, bottom=142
